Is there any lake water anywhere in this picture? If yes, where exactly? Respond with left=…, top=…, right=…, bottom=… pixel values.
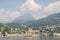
left=0, top=36, right=60, bottom=40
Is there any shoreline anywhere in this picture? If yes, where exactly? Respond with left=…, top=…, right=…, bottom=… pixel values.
left=0, top=33, right=60, bottom=37
left=0, top=36, right=60, bottom=38
left=0, top=33, right=60, bottom=38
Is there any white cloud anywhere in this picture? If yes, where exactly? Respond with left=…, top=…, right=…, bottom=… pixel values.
left=0, top=9, right=20, bottom=23
left=20, top=0, right=42, bottom=19
left=44, top=1, right=60, bottom=15
left=5, top=11, right=20, bottom=20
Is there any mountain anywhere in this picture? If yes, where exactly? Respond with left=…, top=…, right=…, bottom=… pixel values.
left=13, top=13, right=35, bottom=23
left=1, top=13, right=60, bottom=28
left=29, top=13, right=60, bottom=27
left=0, top=13, right=35, bottom=28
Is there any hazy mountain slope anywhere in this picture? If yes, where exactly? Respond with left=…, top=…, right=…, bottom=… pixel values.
left=1, top=13, right=60, bottom=28
left=29, top=13, right=60, bottom=27
left=13, top=13, right=35, bottom=23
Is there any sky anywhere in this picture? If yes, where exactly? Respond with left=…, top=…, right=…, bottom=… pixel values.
left=0, top=0, right=60, bottom=23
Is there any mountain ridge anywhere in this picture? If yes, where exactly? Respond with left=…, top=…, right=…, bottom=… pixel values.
left=13, top=13, right=35, bottom=23
left=29, top=12, right=60, bottom=27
